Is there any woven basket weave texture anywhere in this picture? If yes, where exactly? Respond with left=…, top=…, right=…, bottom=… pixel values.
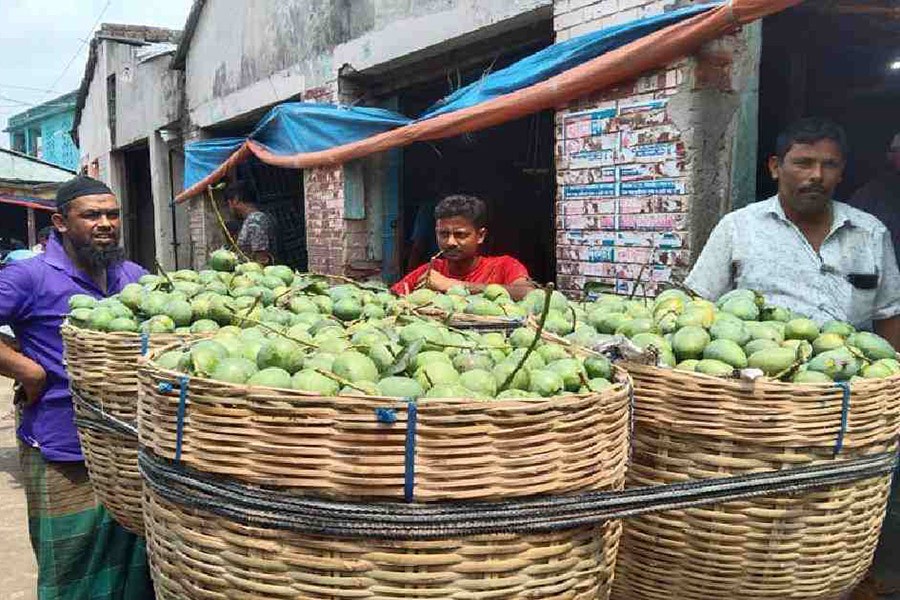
left=62, top=323, right=194, bottom=535
left=612, top=363, right=900, bottom=600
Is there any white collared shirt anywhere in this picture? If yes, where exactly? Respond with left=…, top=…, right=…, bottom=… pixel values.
left=685, top=196, right=900, bottom=328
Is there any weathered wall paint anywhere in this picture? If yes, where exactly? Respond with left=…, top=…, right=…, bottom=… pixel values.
left=77, top=40, right=187, bottom=270
left=184, top=0, right=551, bottom=128
left=554, top=0, right=761, bottom=298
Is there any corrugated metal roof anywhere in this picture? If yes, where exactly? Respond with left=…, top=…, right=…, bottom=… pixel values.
left=0, top=194, right=55, bottom=212
left=0, top=148, right=75, bottom=184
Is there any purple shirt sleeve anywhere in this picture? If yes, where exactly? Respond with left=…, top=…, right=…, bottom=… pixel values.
left=0, top=262, right=34, bottom=324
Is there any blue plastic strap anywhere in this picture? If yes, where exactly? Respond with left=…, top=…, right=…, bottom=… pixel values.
left=375, top=407, right=397, bottom=425
left=174, top=376, right=190, bottom=463
left=140, top=331, right=149, bottom=356
left=404, top=399, right=418, bottom=503
left=834, top=381, right=851, bottom=456
left=627, top=381, right=636, bottom=462
left=157, top=381, right=173, bottom=393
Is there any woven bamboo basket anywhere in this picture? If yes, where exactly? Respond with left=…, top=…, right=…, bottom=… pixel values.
left=61, top=322, right=195, bottom=535
left=138, top=344, right=631, bottom=501
left=143, top=488, right=622, bottom=600
left=612, top=363, right=900, bottom=600
left=138, top=343, right=633, bottom=599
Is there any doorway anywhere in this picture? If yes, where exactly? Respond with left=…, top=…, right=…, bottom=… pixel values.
left=757, top=2, right=900, bottom=201
left=397, top=38, right=556, bottom=283
left=122, top=144, right=157, bottom=270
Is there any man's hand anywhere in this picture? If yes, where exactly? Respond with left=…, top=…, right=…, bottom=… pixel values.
left=423, top=270, right=460, bottom=293
left=0, top=342, right=46, bottom=407
left=18, top=361, right=46, bottom=407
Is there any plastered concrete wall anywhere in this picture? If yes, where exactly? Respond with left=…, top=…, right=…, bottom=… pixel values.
left=76, top=40, right=186, bottom=269
left=109, top=45, right=182, bottom=148
left=184, top=0, right=551, bottom=128
left=78, top=44, right=112, bottom=170
left=553, top=0, right=761, bottom=298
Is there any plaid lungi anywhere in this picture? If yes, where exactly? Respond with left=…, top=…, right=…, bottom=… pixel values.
left=18, top=440, right=154, bottom=600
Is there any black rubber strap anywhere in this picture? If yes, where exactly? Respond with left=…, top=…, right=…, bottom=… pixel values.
left=139, top=449, right=896, bottom=540
left=71, top=389, right=138, bottom=438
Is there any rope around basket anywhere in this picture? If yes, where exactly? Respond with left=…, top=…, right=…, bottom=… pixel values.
left=139, top=449, right=896, bottom=540
left=72, top=388, right=138, bottom=437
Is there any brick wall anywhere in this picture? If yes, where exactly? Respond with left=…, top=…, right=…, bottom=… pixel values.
left=303, top=164, right=346, bottom=274
left=302, top=84, right=379, bottom=277
left=553, top=0, right=760, bottom=298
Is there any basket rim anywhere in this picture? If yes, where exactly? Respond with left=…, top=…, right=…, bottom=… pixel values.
left=623, top=359, right=900, bottom=392
left=141, top=340, right=632, bottom=407
left=61, top=320, right=197, bottom=341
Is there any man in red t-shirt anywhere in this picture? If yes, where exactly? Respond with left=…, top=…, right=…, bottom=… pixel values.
left=392, top=194, right=535, bottom=300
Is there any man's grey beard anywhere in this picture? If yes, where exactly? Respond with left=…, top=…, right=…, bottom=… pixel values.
left=74, top=242, right=125, bottom=270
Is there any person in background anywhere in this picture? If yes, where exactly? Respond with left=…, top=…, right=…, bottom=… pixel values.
left=685, top=117, right=900, bottom=349
left=31, top=226, right=53, bottom=253
left=406, top=199, right=439, bottom=271
left=225, top=179, right=277, bottom=265
left=851, top=133, right=900, bottom=265
left=0, top=176, right=154, bottom=599
left=391, top=194, right=535, bottom=300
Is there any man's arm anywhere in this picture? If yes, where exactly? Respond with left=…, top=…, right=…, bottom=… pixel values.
left=425, top=271, right=535, bottom=301
left=872, top=231, right=900, bottom=350
left=0, top=341, right=45, bottom=404
left=683, top=216, right=736, bottom=301
left=875, top=317, right=900, bottom=352
left=0, top=265, right=45, bottom=404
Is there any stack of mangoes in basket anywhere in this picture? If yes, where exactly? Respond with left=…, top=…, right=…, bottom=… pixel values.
left=66, top=248, right=898, bottom=394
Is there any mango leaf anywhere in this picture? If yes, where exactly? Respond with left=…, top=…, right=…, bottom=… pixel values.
left=583, top=280, right=614, bottom=299
left=387, top=339, right=424, bottom=376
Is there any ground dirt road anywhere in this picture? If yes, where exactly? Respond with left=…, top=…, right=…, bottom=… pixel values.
left=0, top=376, right=37, bottom=599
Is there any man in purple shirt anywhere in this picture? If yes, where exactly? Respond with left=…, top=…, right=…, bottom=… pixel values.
left=0, top=176, right=153, bottom=598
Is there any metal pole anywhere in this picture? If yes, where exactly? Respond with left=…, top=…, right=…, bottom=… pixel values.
left=26, top=207, right=36, bottom=248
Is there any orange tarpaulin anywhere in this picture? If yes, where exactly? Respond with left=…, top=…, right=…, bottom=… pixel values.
left=176, top=0, right=802, bottom=203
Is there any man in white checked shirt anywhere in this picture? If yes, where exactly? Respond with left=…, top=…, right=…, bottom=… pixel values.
left=685, top=117, right=900, bottom=350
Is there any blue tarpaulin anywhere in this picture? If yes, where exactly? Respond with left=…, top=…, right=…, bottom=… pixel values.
left=184, top=137, right=246, bottom=191
left=419, top=2, right=718, bottom=119
left=183, top=2, right=721, bottom=192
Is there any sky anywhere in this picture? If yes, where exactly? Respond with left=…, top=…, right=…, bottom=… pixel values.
left=0, top=0, right=193, bottom=146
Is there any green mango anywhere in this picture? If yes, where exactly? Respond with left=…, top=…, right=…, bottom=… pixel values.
left=291, top=369, right=340, bottom=395
left=332, top=351, right=379, bottom=383
left=528, top=369, right=565, bottom=397
left=744, top=338, right=780, bottom=356
left=671, top=326, right=711, bottom=361
left=415, top=362, right=460, bottom=389
left=703, top=339, right=748, bottom=369
left=821, top=320, right=855, bottom=338
left=694, top=359, right=735, bottom=377
left=675, top=359, right=699, bottom=372
left=847, top=332, right=896, bottom=361
left=720, top=296, right=760, bottom=321
left=210, top=357, right=258, bottom=384
left=377, top=376, right=425, bottom=398
left=812, top=333, right=845, bottom=356
left=248, top=367, right=293, bottom=389
left=459, top=369, right=498, bottom=397
left=806, top=347, right=860, bottom=381
left=496, top=389, right=540, bottom=399
left=547, top=358, right=586, bottom=392
left=748, top=347, right=798, bottom=377
left=792, top=370, right=833, bottom=384
left=710, top=319, right=751, bottom=346
left=785, top=318, right=820, bottom=342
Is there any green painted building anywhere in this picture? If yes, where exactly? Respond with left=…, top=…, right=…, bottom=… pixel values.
left=5, top=91, right=79, bottom=171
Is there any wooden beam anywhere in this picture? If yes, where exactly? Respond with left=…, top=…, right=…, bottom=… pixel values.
left=26, top=207, right=36, bottom=248
left=808, top=4, right=900, bottom=17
